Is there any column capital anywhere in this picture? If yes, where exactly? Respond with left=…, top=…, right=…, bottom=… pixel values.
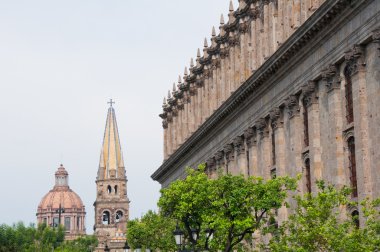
left=233, top=136, right=245, bottom=156
left=206, top=157, right=216, bottom=173
left=214, top=150, right=225, bottom=166
left=244, top=127, right=256, bottom=147
left=285, top=95, right=300, bottom=118
left=224, top=143, right=235, bottom=162
left=322, top=64, right=341, bottom=92
left=270, top=108, right=283, bottom=129
left=302, top=80, right=319, bottom=107
left=256, top=118, right=269, bottom=138
left=344, top=44, right=366, bottom=76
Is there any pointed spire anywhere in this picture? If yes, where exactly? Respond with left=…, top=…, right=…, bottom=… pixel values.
left=163, top=97, right=166, bottom=105
left=167, top=90, right=171, bottom=99
left=204, top=37, right=208, bottom=48
left=190, top=58, right=194, bottom=67
left=173, top=82, right=176, bottom=91
left=184, top=67, right=188, bottom=76
left=212, top=26, right=216, bottom=37
left=229, top=0, right=234, bottom=12
left=220, top=14, right=225, bottom=25
left=99, top=103, right=125, bottom=179
left=197, top=48, right=201, bottom=58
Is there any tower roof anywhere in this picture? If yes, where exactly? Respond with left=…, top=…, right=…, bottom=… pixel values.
left=98, top=101, right=125, bottom=179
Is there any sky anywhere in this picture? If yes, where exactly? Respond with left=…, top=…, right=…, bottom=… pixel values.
left=0, top=0, right=238, bottom=233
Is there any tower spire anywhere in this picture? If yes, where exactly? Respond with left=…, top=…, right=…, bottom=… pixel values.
left=98, top=102, right=124, bottom=179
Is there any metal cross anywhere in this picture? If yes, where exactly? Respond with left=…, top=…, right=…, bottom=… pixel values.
left=108, top=99, right=115, bottom=107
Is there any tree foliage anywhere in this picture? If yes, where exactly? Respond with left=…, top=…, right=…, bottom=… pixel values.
left=0, top=222, right=97, bottom=252
left=127, top=210, right=176, bottom=251
left=158, top=165, right=297, bottom=252
left=267, top=181, right=380, bottom=252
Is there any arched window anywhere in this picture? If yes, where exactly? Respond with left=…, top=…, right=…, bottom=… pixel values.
left=115, top=210, right=123, bottom=223
left=348, top=137, right=357, bottom=197
left=102, top=211, right=110, bottom=225
left=305, top=158, right=311, bottom=193
left=107, top=185, right=112, bottom=194
left=303, top=98, right=309, bottom=147
left=114, top=185, right=118, bottom=195
left=344, top=66, right=354, bottom=123
left=352, top=210, right=359, bottom=228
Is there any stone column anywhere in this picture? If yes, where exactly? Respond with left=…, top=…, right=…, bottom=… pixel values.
left=244, top=127, right=255, bottom=177
left=256, top=118, right=271, bottom=179
left=234, top=136, right=247, bottom=176
left=276, top=0, right=284, bottom=47
left=321, top=66, right=345, bottom=187
left=224, top=143, right=235, bottom=174
left=292, top=0, right=301, bottom=30
left=215, top=150, right=226, bottom=174
left=162, top=120, right=168, bottom=160
left=166, top=113, right=173, bottom=156
left=263, top=0, right=270, bottom=60
left=285, top=95, right=303, bottom=182
left=206, top=157, right=217, bottom=179
left=189, top=84, right=197, bottom=134
left=301, top=81, right=322, bottom=192
left=250, top=5, right=258, bottom=72
left=345, top=45, right=372, bottom=199
left=270, top=107, right=288, bottom=223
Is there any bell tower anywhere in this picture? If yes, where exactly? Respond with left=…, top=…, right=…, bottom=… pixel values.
left=94, top=100, right=130, bottom=251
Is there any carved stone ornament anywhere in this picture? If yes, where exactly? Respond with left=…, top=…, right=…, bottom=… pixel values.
left=159, top=112, right=167, bottom=119
left=177, top=100, right=184, bottom=110
left=211, top=57, right=221, bottom=70
left=270, top=108, right=283, bottom=129
left=372, top=28, right=380, bottom=57
left=285, top=95, right=300, bottom=118
left=233, top=136, right=245, bottom=155
left=256, top=118, right=268, bottom=138
left=249, top=5, right=259, bottom=19
left=206, top=157, right=216, bottom=172
left=196, top=77, right=204, bottom=88
left=189, top=83, right=197, bottom=96
left=220, top=45, right=230, bottom=59
left=166, top=113, right=173, bottom=123
left=322, top=64, right=340, bottom=92
left=244, top=127, right=255, bottom=147
left=302, top=80, right=319, bottom=106
left=239, top=20, right=250, bottom=34
left=344, top=44, right=366, bottom=77
left=228, top=33, right=240, bottom=47
left=171, top=107, right=178, bottom=117
left=223, top=144, right=235, bottom=161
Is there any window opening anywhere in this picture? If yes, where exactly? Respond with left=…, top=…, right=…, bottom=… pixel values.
left=344, top=67, right=354, bottom=123
left=348, top=137, right=357, bottom=197
left=115, top=210, right=123, bottom=223
left=107, top=185, right=112, bottom=194
left=64, top=217, right=70, bottom=231
left=352, top=210, right=359, bottom=228
left=102, top=211, right=110, bottom=225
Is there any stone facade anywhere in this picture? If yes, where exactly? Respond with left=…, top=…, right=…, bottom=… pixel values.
left=153, top=0, right=380, bottom=225
left=94, top=103, right=130, bottom=252
left=36, top=165, right=86, bottom=240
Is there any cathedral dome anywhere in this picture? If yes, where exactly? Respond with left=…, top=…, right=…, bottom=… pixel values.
left=36, top=164, right=86, bottom=240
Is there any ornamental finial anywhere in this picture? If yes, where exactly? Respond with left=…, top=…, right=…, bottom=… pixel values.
left=229, top=0, right=234, bottom=12
left=220, top=14, right=225, bottom=25
left=107, top=99, right=115, bottom=107
left=184, top=67, right=188, bottom=76
left=212, top=26, right=216, bottom=37
left=204, top=37, right=208, bottom=48
left=197, top=48, right=201, bottom=58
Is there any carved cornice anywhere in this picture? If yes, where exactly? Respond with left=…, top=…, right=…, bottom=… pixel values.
left=152, top=0, right=360, bottom=182
left=270, top=108, right=283, bottom=129
left=215, top=150, right=224, bottom=162
left=302, top=80, right=318, bottom=107
left=322, top=64, right=340, bottom=92
left=344, top=44, right=366, bottom=77
left=285, top=95, right=300, bottom=118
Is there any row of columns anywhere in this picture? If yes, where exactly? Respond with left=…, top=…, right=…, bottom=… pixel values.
left=204, top=39, right=379, bottom=209
left=161, top=0, right=325, bottom=159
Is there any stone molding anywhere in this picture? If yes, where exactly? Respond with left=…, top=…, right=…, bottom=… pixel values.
left=224, top=143, right=235, bottom=162
left=285, top=95, right=300, bottom=118
left=270, top=108, right=283, bottom=130
left=371, top=28, right=380, bottom=57
left=233, top=136, right=245, bottom=156
left=152, top=0, right=364, bottom=182
left=256, top=118, right=269, bottom=138
left=244, top=127, right=256, bottom=147
left=322, top=64, right=341, bottom=93
left=344, top=44, right=366, bottom=77
left=302, top=80, right=318, bottom=107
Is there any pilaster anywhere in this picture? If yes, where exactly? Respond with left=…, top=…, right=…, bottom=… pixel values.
left=256, top=118, right=271, bottom=179
left=233, top=135, right=247, bottom=176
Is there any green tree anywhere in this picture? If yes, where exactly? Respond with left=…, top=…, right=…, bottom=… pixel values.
left=158, top=165, right=297, bottom=252
left=266, top=181, right=380, bottom=252
left=55, top=235, right=98, bottom=252
left=127, top=210, right=176, bottom=251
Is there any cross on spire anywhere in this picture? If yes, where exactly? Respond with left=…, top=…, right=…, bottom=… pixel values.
left=108, top=99, right=115, bottom=107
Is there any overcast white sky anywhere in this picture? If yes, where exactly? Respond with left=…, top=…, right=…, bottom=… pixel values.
left=0, top=0, right=238, bottom=233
